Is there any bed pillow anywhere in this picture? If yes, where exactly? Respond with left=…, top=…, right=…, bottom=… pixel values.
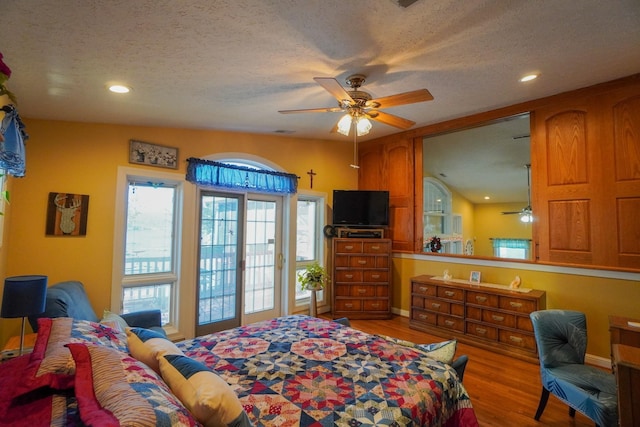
left=13, top=317, right=129, bottom=397
left=417, top=339, right=458, bottom=365
left=100, top=309, right=129, bottom=332
left=66, top=343, right=198, bottom=427
left=127, top=327, right=184, bottom=374
left=159, top=353, right=253, bottom=427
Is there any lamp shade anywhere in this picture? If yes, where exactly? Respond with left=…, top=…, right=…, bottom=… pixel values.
left=1, top=275, right=48, bottom=318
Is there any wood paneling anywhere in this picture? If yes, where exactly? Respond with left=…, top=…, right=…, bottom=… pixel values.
left=360, top=73, right=640, bottom=271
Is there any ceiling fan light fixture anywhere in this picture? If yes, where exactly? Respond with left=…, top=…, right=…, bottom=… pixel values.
left=356, top=117, right=372, bottom=136
left=337, top=114, right=352, bottom=136
left=520, top=213, right=533, bottom=223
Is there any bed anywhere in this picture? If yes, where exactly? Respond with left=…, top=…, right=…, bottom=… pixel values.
left=0, top=315, right=478, bottom=426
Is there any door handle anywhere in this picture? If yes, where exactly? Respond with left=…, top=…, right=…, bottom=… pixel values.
left=277, top=253, right=284, bottom=269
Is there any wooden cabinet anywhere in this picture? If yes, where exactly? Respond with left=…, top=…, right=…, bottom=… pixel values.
left=609, top=316, right=640, bottom=426
left=532, top=80, right=640, bottom=269
left=332, top=238, right=392, bottom=320
left=410, top=275, right=546, bottom=362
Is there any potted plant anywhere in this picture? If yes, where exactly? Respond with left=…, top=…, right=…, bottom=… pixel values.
left=298, top=262, right=329, bottom=317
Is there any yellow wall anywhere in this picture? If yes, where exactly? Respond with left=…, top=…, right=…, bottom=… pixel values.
left=0, top=118, right=357, bottom=344
left=473, top=202, right=532, bottom=257
left=392, top=256, right=640, bottom=359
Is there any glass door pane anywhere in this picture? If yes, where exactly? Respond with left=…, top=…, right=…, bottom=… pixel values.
left=243, top=195, right=282, bottom=324
left=196, top=192, right=243, bottom=336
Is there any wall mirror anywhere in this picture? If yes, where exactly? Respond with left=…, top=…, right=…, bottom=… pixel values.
left=422, top=113, right=532, bottom=260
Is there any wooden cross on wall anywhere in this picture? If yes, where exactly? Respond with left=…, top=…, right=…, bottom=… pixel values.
left=307, top=169, right=317, bottom=189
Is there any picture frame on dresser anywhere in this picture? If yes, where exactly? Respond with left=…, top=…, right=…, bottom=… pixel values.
left=469, top=271, right=481, bottom=284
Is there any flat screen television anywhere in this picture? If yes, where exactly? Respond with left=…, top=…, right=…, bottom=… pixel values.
left=332, top=190, right=389, bottom=227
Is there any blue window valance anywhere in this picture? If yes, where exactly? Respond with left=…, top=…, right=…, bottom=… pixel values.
left=186, top=157, right=298, bottom=194
left=0, top=104, right=28, bottom=177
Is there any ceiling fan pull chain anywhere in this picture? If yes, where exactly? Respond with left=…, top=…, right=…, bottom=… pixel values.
left=350, top=121, right=359, bottom=169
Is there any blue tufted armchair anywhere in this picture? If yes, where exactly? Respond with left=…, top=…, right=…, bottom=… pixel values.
left=530, top=309, right=617, bottom=427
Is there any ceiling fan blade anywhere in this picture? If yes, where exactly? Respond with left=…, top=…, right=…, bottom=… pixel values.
left=313, top=77, right=354, bottom=104
left=278, top=106, right=344, bottom=114
left=368, top=89, right=433, bottom=108
left=501, top=211, right=521, bottom=215
left=367, top=110, right=416, bottom=129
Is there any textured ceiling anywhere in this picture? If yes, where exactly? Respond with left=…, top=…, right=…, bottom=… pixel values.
left=1, top=0, right=639, bottom=143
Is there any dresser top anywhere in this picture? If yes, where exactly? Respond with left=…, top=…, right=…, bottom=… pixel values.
left=411, top=275, right=546, bottom=299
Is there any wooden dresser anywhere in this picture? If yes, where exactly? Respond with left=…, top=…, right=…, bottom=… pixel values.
left=609, top=316, right=640, bottom=426
left=410, top=275, right=546, bottom=362
left=332, top=238, right=392, bottom=320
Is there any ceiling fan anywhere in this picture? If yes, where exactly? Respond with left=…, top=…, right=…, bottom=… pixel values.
left=278, top=74, right=434, bottom=136
left=502, top=164, right=533, bottom=223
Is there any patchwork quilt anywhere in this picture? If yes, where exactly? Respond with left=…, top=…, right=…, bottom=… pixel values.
left=176, top=315, right=479, bottom=427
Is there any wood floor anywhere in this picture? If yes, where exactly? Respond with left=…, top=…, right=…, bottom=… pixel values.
left=321, top=314, right=596, bottom=427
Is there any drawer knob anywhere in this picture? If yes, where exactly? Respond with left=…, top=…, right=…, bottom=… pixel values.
left=492, top=315, right=505, bottom=322
left=509, top=336, right=523, bottom=343
left=510, top=302, right=523, bottom=308
left=431, top=303, right=441, bottom=309
left=419, top=314, right=428, bottom=320
left=345, top=274, right=353, bottom=279
left=345, top=303, right=353, bottom=308
left=358, top=289, right=366, bottom=294
left=419, top=286, right=429, bottom=292
left=444, top=320, right=455, bottom=327
left=371, top=303, right=380, bottom=308
left=371, top=245, right=380, bottom=250
left=358, top=260, right=367, bottom=265
left=475, top=296, right=487, bottom=303
left=444, top=291, right=455, bottom=297
left=476, top=327, right=487, bottom=335
left=371, top=274, right=380, bottom=279
left=345, top=245, right=354, bottom=250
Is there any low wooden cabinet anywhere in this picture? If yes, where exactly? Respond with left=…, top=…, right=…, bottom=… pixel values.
left=410, top=275, right=546, bottom=362
left=332, top=238, right=392, bottom=320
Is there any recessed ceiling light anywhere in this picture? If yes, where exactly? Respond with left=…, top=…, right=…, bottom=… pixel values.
left=519, top=74, right=539, bottom=83
left=484, top=196, right=491, bottom=200
left=108, top=84, right=131, bottom=93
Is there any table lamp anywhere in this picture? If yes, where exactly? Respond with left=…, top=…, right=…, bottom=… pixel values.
left=1, top=275, right=48, bottom=355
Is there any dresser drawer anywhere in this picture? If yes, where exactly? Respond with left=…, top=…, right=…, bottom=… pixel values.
left=482, top=309, right=517, bottom=329
left=347, top=285, right=376, bottom=297
left=364, top=270, right=389, bottom=282
left=438, top=286, right=464, bottom=301
left=466, top=321, right=498, bottom=341
left=437, top=314, right=464, bottom=332
left=334, top=255, right=351, bottom=268
left=412, top=282, right=437, bottom=297
left=373, top=256, right=390, bottom=268
left=364, top=299, right=388, bottom=311
left=424, top=297, right=450, bottom=314
left=499, top=330, right=536, bottom=351
left=412, top=309, right=437, bottom=326
left=466, top=306, right=482, bottom=321
left=517, top=316, right=534, bottom=332
left=335, top=241, right=363, bottom=253
left=335, top=299, right=362, bottom=311
left=467, top=291, right=499, bottom=307
left=364, top=241, right=390, bottom=253
left=499, top=296, right=537, bottom=314
left=335, top=270, right=363, bottom=282
left=349, top=256, right=375, bottom=268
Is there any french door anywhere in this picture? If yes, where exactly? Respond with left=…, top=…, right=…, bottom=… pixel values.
left=196, top=190, right=282, bottom=336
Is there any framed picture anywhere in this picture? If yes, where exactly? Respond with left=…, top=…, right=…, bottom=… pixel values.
left=469, top=271, right=481, bottom=284
left=129, top=140, right=178, bottom=169
left=46, top=192, right=90, bottom=236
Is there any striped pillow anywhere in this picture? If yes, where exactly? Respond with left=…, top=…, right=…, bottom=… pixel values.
left=67, top=343, right=198, bottom=426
